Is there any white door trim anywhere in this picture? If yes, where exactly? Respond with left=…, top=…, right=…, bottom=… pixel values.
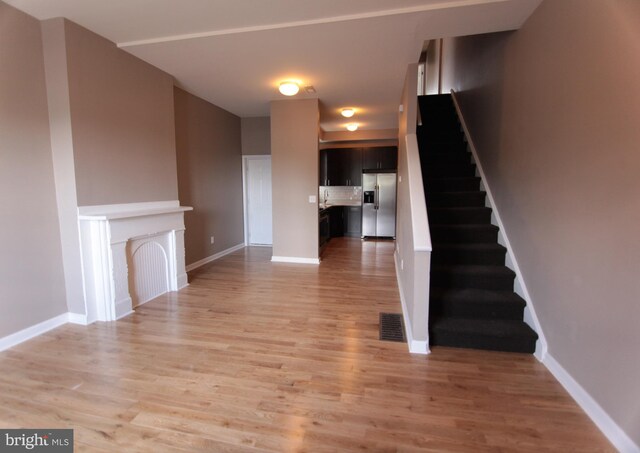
left=242, top=155, right=272, bottom=246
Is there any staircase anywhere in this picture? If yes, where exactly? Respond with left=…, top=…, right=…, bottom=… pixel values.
left=418, top=94, right=538, bottom=353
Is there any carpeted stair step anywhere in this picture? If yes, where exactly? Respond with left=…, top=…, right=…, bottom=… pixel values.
left=430, top=224, right=499, bottom=244
left=418, top=94, right=457, bottom=114
left=428, top=207, right=492, bottom=224
left=418, top=99, right=457, bottom=112
left=423, top=163, right=476, bottom=178
left=431, top=265, right=515, bottom=291
left=421, top=129, right=465, bottom=144
left=429, top=288, right=526, bottom=320
left=418, top=140, right=469, bottom=154
left=426, top=191, right=486, bottom=208
left=421, top=152, right=472, bottom=166
left=420, top=123, right=461, bottom=136
left=429, top=317, right=538, bottom=353
left=431, top=243, right=506, bottom=265
left=425, top=177, right=481, bottom=193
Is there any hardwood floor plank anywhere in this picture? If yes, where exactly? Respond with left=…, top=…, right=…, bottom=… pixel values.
left=0, top=238, right=613, bottom=451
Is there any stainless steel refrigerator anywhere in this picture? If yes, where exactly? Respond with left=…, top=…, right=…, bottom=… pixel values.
left=362, top=172, right=397, bottom=238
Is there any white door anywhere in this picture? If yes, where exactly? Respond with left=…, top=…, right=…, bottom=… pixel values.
left=245, top=157, right=273, bottom=245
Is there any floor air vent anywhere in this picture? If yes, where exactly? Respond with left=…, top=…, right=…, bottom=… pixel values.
left=379, top=313, right=406, bottom=342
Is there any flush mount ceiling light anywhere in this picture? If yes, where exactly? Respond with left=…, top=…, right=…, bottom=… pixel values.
left=341, top=108, right=355, bottom=118
left=279, top=81, right=299, bottom=96
left=346, top=123, right=358, bottom=132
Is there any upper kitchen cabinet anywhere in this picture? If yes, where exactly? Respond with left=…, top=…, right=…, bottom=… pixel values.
left=345, top=148, right=362, bottom=186
left=320, top=148, right=362, bottom=186
left=320, top=149, right=329, bottom=185
left=329, top=149, right=348, bottom=186
left=320, top=149, right=342, bottom=186
left=362, top=146, right=397, bottom=171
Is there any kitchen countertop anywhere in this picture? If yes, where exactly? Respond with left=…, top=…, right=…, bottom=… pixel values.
left=319, top=201, right=362, bottom=210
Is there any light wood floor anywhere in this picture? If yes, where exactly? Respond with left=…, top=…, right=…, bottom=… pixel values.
left=0, top=238, right=612, bottom=452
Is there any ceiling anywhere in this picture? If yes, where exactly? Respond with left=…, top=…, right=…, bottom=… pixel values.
left=7, top=0, right=542, bottom=132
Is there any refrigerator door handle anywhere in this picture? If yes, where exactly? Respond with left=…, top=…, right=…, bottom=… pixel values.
left=375, top=184, right=379, bottom=210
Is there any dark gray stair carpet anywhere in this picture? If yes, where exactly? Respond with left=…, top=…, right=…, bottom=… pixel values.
left=430, top=318, right=538, bottom=353
left=429, top=288, right=526, bottom=320
left=427, top=191, right=487, bottom=208
left=418, top=93, right=538, bottom=354
left=431, top=243, right=507, bottom=265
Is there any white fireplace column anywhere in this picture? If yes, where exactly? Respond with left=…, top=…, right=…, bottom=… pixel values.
left=78, top=201, right=192, bottom=323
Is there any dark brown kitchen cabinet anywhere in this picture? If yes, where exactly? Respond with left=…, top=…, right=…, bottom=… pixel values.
left=328, top=206, right=344, bottom=237
left=362, top=146, right=397, bottom=171
left=320, top=146, right=395, bottom=186
left=344, top=206, right=362, bottom=237
left=324, top=206, right=362, bottom=238
left=345, top=148, right=362, bottom=186
left=321, top=148, right=362, bottom=186
left=320, top=149, right=329, bottom=185
left=329, top=150, right=348, bottom=186
left=320, top=148, right=340, bottom=186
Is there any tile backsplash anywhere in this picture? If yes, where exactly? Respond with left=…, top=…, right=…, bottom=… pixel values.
left=319, top=186, right=362, bottom=206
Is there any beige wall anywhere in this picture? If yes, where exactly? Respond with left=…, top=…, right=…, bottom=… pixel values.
left=63, top=20, right=178, bottom=206
left=270, top=99, right=319, bottom=260
left=174, top=87, right=244, bottom=266
left=241, top=117, right=271, bottom=155
left=443, top=0, right=640, bottom=445
left=425, top=39, right=441, bottom=95
left=0, top=3, right=67, bottom=337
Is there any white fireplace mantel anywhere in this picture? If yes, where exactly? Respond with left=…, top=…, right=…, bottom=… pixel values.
left=78, top=200, right=193, bottom=323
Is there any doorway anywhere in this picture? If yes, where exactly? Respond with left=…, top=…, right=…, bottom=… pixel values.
left=243, top=155, right=273, bottom=245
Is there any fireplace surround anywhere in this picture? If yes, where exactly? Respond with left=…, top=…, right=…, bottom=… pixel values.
left=78, top=201, right=192, bottom=322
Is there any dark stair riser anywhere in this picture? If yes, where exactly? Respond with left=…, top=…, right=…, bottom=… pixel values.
left=422, top=152, right=472, bottom=166
left=429, top=290, right=526, bottom=320
left=430, top=318, right=538, bottom=354
left=429, top=207, right=492, bottom=225
left=430, top=329, right=537, bottom=353
left=430, top=225, right=499, bottom=244
left=431, top=245, right=506, bottom=265
left=431, top=267, right=515, bottom=291
left=426, top=191, right=487, bottom=208
left=421, top=130, right=465, bottom=144
left=425, top=177, right=481, bottom=193
left=419, top=99, right=458, bottom=116
left=419, top=141, right=469, bottom=154
left=423, top=163, right=476, bottom=178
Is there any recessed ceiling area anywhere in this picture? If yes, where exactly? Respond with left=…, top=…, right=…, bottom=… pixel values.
left=6, top=0, right=542, bottom=132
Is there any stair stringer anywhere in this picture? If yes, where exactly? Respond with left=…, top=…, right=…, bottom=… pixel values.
left=449, top=89, right=548, bottom=361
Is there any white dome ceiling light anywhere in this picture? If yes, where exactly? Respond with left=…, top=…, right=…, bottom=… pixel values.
left=278, top=81, right=300, bottom=96
left=346, top=123, right=358, bottom=132
left=341, top=108, right=355, bottom=118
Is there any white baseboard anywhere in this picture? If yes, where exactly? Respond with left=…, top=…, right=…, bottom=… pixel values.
left=544, top=354, right=639, bottom=453
left=450, top=89, right=548, bottom=361
left=394, top=251, right=430, bottom=355
left=0, top=313, right=69, bottom=352
left=67, top=312, right=89, bottom=325
left=185, top=243, right=245, bottom=272
left=176, top=273, right=189, bottom=290
left=271, top=256, right=320, bottom=265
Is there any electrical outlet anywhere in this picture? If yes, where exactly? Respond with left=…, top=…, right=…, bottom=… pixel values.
left=210, top=236, right=215, bottom=244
